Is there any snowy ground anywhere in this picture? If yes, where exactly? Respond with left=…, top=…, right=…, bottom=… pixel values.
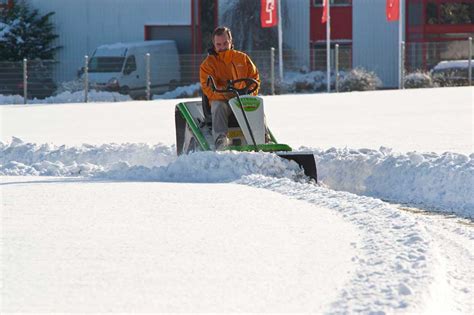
left=1, top=87, right=473, bottom=313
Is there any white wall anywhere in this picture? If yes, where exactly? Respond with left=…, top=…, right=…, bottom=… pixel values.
left=28, top=0, right=191, bottom=82
left=283, top=0, right=310, bottom=70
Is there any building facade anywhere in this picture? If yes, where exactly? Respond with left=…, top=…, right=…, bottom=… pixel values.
left=18, top=0, right=220, bottom=82
left=5, top=0, right=473, bottom=87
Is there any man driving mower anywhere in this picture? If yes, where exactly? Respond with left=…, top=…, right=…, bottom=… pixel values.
left=199, top=26, right=260, bottom=150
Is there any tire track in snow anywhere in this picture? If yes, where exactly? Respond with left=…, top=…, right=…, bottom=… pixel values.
left=237, top=175, right=434, bottom=314
left=403, top=210, right=474, bottom=314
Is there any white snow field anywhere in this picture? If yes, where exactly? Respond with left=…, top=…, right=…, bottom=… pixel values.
left=1, top=87, right=473, bottom=313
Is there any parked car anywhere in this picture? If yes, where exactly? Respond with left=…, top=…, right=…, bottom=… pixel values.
left=0, top=61, right=57, bottom=99
left=431, top=60, right=473, bottom=87
left=81, top=40, right=181, bottom=99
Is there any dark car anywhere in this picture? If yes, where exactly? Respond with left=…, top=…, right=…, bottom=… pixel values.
left=431, top=60, right=473, bottom=87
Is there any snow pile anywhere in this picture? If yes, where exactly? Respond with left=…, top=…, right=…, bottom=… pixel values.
left=0, top=84, right=199, bottom=105
left=314, top=147, right=474, bottom=216
left=339, top=68, right=382, bottom=92
left=154, top=83, right=200, bottom=99
left=1, top=138, right=472, bottom=217
left=0, top=90, right=131, bottom=104
left=0, top=137, right=175, bottom=176
left=404, top=72, right=434, bottom=89
left=0, top=94, right=24, bottom=105
left=0, top=138, right=304, bottom=182
left=283, top=70, right=327, bottom=92
left=101, top=151, right=304, bottom=183
left=1, top=69, right=347, bottom=105
left=0, top=84, right=201, bottom=105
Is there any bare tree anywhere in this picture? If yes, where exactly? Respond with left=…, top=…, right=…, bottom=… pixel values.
left=221, top=0, right=288, bottom=52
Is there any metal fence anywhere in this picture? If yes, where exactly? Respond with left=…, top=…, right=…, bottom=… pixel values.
left=406, top=39, right=473, bottom=72
left=0, top=59, right=56, bottom=103
left=402, top=37, right=473, bottom=88
left=0, top=39, right=472, bottom=103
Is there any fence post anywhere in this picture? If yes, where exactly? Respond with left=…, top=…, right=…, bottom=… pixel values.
left=400, top=41, right=405, bottom=89
left=145, top=53, right=151, bottom=101
left=335, top=44, right=339, bottom=92
left=84, top=55, right=89, bottom=103
left=23, top=58, right=28, bottom=104
left=468, top=37, right=472, bottom=86
left=270, top=47, right=275, bottom=95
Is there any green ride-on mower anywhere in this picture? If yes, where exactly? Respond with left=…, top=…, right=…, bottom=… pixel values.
left=174, top=76, right=317, bottom=182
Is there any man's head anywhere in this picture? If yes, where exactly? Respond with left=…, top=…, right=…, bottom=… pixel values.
left=212, top=26, right=233, bottom=52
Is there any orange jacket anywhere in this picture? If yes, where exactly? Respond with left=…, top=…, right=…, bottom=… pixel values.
left=200, top=49, right=260, bottom=102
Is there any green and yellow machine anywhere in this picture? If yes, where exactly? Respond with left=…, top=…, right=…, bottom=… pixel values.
left=174, top=77, right=317, bottom=182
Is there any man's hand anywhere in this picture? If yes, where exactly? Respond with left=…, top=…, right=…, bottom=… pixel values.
left=224, top=92, right=236, bottom=99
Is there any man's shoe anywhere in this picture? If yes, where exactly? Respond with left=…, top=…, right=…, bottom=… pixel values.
left=215, top=135, right=230, bottom=151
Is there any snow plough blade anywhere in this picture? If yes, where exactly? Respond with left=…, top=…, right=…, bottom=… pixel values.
left=276, top=152, right=318, bottom=182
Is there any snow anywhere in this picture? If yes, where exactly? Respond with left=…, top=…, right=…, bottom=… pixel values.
left=97, top=39, right=176, bottom=51
left=0, top=90, right=131, bottom=105
left=0, top=21, right=11, bottom=41
left=0, top=19, right=22, bottom=44
left=0, top=84, right=199, bottom=105
left=433, top=60, right=472, bottom=71
left=154, top=83, right=200, bottom=99
left=1, top=86, right=473, bottom=313
left=1, top=140, right=472, bottom=216
left=314, top=147, right=474, bottom=216
left=2, top=177, right=358, bottom=312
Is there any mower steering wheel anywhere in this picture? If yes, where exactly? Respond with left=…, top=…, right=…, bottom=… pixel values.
left=229, top=78, right=259, bottom=95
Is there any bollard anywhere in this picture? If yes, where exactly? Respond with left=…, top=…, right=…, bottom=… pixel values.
left=84, top=55, right=89, bottom=103
left=23, top=58, right=28, bottom=104
left=400, top=41, right=405, bottom=89
left=468, top=37, right=472, bottom=86
left=145, top=53, right=151, bottom=100
left=270, top=47, right=275, bottom=95
left=335, top=44, right=339, bottom=93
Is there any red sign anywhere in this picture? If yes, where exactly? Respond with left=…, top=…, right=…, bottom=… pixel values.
left=261, top=0, right=278, bottom=28
left=386, top=0, right=400, bottom=21
left=321, top=0, right=328, bottom=24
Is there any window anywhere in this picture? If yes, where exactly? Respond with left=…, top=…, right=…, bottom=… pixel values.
left=408, top=1, right=424, bottom=27
left=426, top=2, right=438, bottom=24
left=88, top=57, right=125, bottom=73
left=313, top=0, right=352, bottom=7
left=426, top=1, right=474, bottom=25
left=123, top=55, right=136, bottom=74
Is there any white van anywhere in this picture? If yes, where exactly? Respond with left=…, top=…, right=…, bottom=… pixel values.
left=86, top=40, right=181, bottom=99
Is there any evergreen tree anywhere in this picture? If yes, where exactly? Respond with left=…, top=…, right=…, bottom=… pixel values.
left=0, top=1, right=60, bottom=61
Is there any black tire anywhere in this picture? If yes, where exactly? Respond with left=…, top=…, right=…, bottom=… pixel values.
left=119, top=86, right=130, bottom=95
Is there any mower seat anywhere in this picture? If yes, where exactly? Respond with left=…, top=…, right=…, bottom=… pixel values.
left=201, top=93, right=212, bottom=126
left=202, top=92, right=239, bottom=128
